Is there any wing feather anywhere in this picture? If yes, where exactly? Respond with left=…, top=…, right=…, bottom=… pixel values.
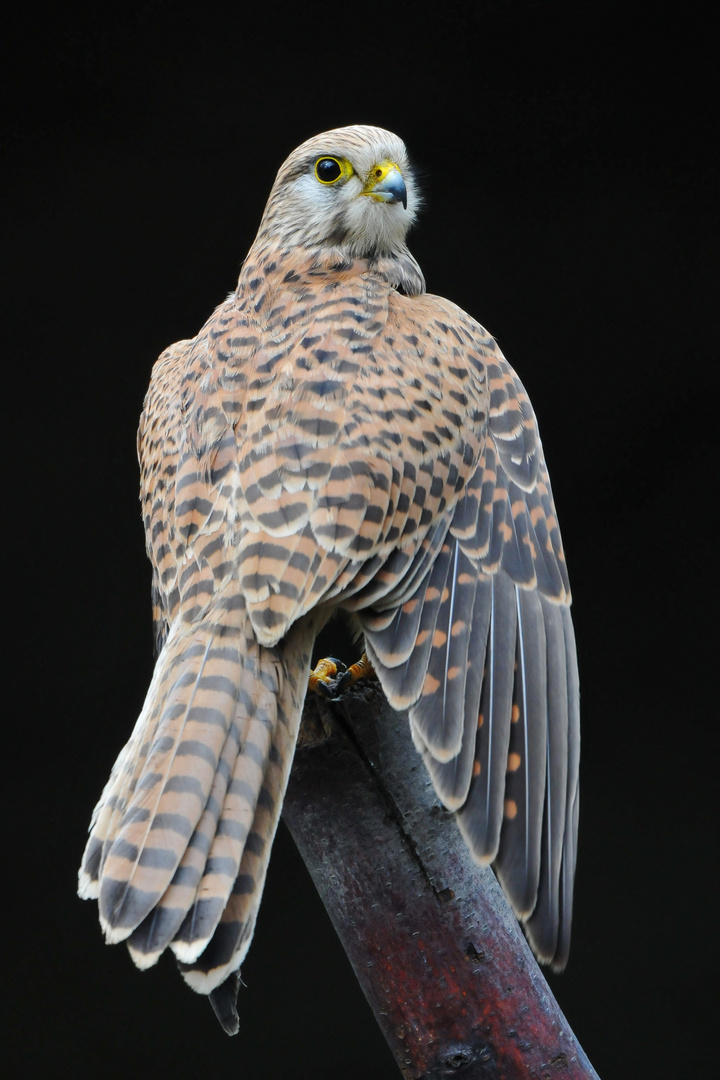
left=362, top=537, right=455, bottom=711
left=455, top=571, right=517, bottom=858
left=364, top=339, right=579, bottom=969
left=407, top=541, right=478, bottom=762
left=418, top=573, right=492, bottom=809
left=492, top=586, right=548, bottom=918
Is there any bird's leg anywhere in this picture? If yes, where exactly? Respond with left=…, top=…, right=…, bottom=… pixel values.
left=308, top=656, right=347, bottom=696
left=335, top=652, right=376, bottom=692
left=308, top=652, right=376, bottom=698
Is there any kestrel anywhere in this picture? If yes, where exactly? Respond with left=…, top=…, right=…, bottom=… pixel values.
left=79, top=125, right=580, bottom=1027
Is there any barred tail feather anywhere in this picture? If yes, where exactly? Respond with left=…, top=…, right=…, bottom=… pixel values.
left=78, top=593, right=313, bottom=992
left=177, top=618, right=312, bottom=992
left=179, top=622, right=310, bottom=989
left=77, top=640, right=181, bottom=904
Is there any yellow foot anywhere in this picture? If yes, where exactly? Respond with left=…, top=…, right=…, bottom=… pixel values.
left=308, top=656, right=346, bottom=696
left=308, top=652, right=376, bottom=699
left=341, top=652, right=375, bottom=689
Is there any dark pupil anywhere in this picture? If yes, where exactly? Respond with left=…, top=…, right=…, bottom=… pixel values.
left=317, top=158, right=341, bottom=182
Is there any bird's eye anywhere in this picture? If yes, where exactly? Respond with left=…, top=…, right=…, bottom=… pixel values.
left=315, top=157, right=344, bottom=184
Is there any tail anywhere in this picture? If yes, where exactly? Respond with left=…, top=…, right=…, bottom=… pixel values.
left=78, top=591, right=312, bottom=995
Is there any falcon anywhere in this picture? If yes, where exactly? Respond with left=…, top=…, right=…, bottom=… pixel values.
left=79, top=125, right=580, bottom=1025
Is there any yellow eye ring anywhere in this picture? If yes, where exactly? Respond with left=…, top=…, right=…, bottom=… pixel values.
left=314, top=157, right=345, bottom=184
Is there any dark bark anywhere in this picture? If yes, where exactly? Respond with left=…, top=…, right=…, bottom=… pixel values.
left=282, top=682, right=599, bottom=1080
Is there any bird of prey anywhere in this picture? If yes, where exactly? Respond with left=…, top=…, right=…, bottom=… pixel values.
left=79, top=125, right=580, bottom=1029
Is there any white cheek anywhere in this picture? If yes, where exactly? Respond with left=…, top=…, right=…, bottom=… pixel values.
left=294, top=173, right=326, bottom=202
left=293, top=174, right=332, bottom=217
left=345, top=197, right=410, bottom=252
left=287, top=175, right=352, bottom=241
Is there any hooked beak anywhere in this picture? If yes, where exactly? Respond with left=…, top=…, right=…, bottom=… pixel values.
left=361, top=161, right=408, bottom=210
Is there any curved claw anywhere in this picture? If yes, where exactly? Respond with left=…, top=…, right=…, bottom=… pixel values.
left=333, top=653, right=377, bottom=695
left=333, top=670, right=354, bottom=695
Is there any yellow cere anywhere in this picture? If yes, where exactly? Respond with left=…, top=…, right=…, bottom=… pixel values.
left=363, top=160, right=402, bottom=199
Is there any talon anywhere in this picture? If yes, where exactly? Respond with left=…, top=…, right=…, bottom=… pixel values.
left=308, top=656, right=347, bottom=695
left=335, top=652, right=376, bottom=693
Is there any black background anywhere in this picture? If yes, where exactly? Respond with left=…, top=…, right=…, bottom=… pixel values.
left=4, top=2, right=715, bottom=1077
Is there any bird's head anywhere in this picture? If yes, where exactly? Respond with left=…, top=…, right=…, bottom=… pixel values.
left=256, top=125, right=421, bottom=264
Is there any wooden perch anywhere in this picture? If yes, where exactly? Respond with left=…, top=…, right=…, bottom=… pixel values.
left=281, top=681, right=599, bottom=1080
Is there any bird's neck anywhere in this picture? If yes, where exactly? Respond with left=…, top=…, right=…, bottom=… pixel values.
left=236, top=240, right=425, bottom=312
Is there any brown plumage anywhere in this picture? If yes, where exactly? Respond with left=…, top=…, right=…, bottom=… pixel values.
left=79, top=125, right=579, bottom=1024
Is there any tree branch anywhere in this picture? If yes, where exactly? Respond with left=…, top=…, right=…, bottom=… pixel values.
left=282, top=682, right=599, bottom=1080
